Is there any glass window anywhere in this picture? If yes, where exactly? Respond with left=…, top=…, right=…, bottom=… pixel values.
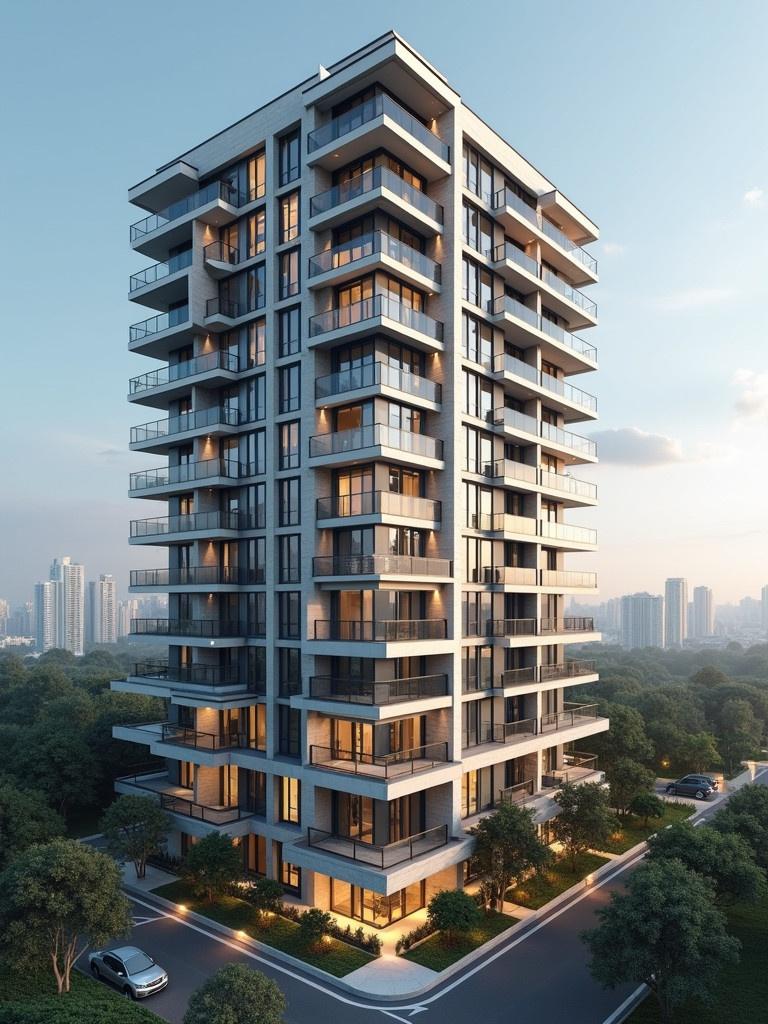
left=280, top=776, right=300, bottom=824
left=278, top=477, right=300, bottom=526
left=247, top=319, right=266, bottom=367
left=278, top=591, right=301, bottom=640
left=278, top=647, right=301, bottom=696
left=279, top=130, right=300, bottom=186
left=247, top=374, right=266, bottom=421
left=279, top=191, right=300, bottom=243
left=278, top=363, right=300, bottom=413
left=277, top=842, right=301, bottom=891
left=278, top=306, right=301, bottom=356
left=248, top=151, right=266, bottom=201
left=278, top=706, right=301, bottom=757
left=278, top=534, right=300, bottom=584
left=242, top=429, right=266, bottom=475
left=279, top=248, right=300, bottom=300
left=248, top=209, right=266, bottom=258
left=278, top=421, right=300, bottom=470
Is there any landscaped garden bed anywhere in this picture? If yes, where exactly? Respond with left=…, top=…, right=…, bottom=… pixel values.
left=506, top=851, right=610, bottom=909
left=0, top=967, right=162, bottom=1022
left=152, top=880, right=375, bottom=977
left=401, top=910, right=516, bottom=971
left=601, top=801, right=694, bottom=854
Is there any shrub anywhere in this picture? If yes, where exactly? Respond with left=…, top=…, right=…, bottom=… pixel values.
left=426, top=889, right=480, bottom=946
left=395, top=920, right=435, bottom=955
left=243, top=878, right=284, bottom=926
left=298, top=908, right=333, bottom=950
left=183, top=963, right=285, bottom=1024
left=182, top=833, right=242, bottom=902
left=628, top=791, right=666, bottom=828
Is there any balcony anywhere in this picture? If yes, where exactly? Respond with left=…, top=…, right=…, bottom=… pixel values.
left=315, top=361, right=441, bottom=409
left=316, top=491, right=441, bottom=527
left=129, top=249, right=193, bottom=307
left=466, top=616, right=595, bottom=640
left=309, top=741, right=449, bottom=779
left=307, top=93, right=450, bottom=180
left=129, top=510, right=258, bottom=543
left=539, top=520, right=597, bottom=549
left=129, top=407, right=240, bottom=453
left=540, top=569, right=598, bottom=590
left=538, top=469, right=597, bottom=505
left=130, top=619, right=245, bottom=639
left=203, top=240, right=242, bottom=277
left=498, top=660, right=597, bottom=690
left=540, top=702, right=601, bottom=736
left=309, top=166, right=443, bottom=235
left=492, top=186, right=598, bottom=286
left=131, top=662, right=248, bottom=689
left=129, top=306, right=195, bottom=356
left=204, top=295, right=266, bottom=329
left=490, top=295, right=597, bottom=373
left=312, top=554, right=452, bottom=580
left=306, top=824, right=448, bottom=869
left=128, top=351, right=239, bottom=407
left=308, top=423, right=444, bottom=469
left=308, top=674, right=449, bottom=706
left=309, top=295, right=443, bottom=353
left=542, top=752, right=601, bottom=787
left=478, top=566, right=538, bottom=586
left=130, top=180, right=246, bottom=258
left=467, top=718, right=538, bottom=749
left=314, top=619, right=447, bottom=642
left=488, top=243, right=596, bottom=329
left=129, top=458, right=240, bottom=496
left=467, top=511, right=537, bottom=537
left=490, top=407, right=597, bottom=463
left=308, top=231, right=441, bottom=292
left=130, top=566, right=264, bottom=589
left=491, top=352, right=597, bottom=421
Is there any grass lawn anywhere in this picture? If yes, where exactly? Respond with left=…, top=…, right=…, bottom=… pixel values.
left=507, top=852, right=610, bottom=909
left=403, top=910, right=516, bottom=971
left=153, top=880, right=374, bottom=977
left=625, top=896, right=768, bottom=1023
left=0, top=967, right=161, bottom=1022
left=601, top=802, right=695, bottom=854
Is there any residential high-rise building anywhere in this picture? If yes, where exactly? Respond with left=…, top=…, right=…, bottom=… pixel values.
left=87, top=575, right=118, bottom=645
left=619, top=592, right=664, bottom=649
left=114, top=33, right=605, bottom=930
left=49, top=556, right=85, bottom=656
left=117, top=598, right=140, bottom=639
left=664, top=578, right=688, bottom=648
left=0, top=599, right=8, bottom=636
left=34, top=581, right=58, bottom=653
left=691, top=586, right=714, bottom=639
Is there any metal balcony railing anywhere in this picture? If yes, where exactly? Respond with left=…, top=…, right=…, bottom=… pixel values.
left=131, top=662, right=248, bottom=688
left=309, top=741, right=449, bottom=778
left=500, top=660, right=597, bottom=688
left=203, top=240, right=240, bottom=266
left=308, top=673, right=449, bottom=705
left=130, top=566, right=265, bottom=588
left=539, top=703, right=600, bottom=733
left=159, top=793, right=254, bottom=825
left=306, top=824, right=448, bottom=868
left=130, top=619, right=245, bottom=638
left=541, top=752, right=600, bottom=788
left=313, top=619, right=447, bottom=642
left=496, top=779, right=536, bottom=807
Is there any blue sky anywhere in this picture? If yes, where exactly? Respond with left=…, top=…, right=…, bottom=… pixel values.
left=1, top=0, right=766, bottom=605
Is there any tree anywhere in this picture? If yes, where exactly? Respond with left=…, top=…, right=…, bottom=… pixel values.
left=9, top=722, right=97, bottom=820
left=690, top=667, right=729, bottom=689
left=426, top=889, right=479, bottom=946
left=246, top=877, right=284, bottom=926
left=0, top=778, right=64, bottom=870
left=678, top=731, right=720, bottom=774
left=100, top=795, right=170, bottom=879
left=470, top=802, right=551, bottom=910
left=0, top=838, right=131, bottom=994
left=607, top=758, right=656, bottom=818
left=298, top=908, right=333, bottom=950
left=183, top=833, right=242, bottom=902
left=589, top=704, right=654, bottom=768
left=184, top=963, right=286, bottom=1024
left=647, top=821, right=766, bottom=905
left=628, top=791, right=665, bottom=828
left=583, top=859, right=740, bottom=1023
left=712, top=783, right=768, bottom=870
left=552, top=782, right=618, bottom=870
left=717, top=699, right=761, bottom=774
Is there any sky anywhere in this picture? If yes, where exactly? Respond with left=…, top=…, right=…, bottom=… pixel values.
left=0, top=0, right=767, bottom=606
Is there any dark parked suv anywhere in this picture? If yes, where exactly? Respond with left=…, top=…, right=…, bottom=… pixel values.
left=665, top=774, right=717, bottom=800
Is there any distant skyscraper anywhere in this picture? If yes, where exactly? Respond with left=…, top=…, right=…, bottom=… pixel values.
left=87, top=575, right=118, bottom=645
left=48, top=556, right=85, bottom=656
left=0, top=599, right=8, bottom=636
left=117, top=598, right=139, bottom=639
left=762, top=585, right=768, bottom=635
left=691, top=586, right=714, bottom=639
left=664, top=578, right=688, bottom=648
left=34, top=581, right=58, bottom=653
left=620, top=593, right=664, bottom=649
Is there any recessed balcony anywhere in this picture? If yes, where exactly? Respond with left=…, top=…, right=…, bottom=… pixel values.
left=312, top=553, right=452, bottom=582
left=315, top=361, right=441, bottom=411
left=306, top=824, right=449, bottom=869
left=307, top=93, right=450, bottom=181
left=309, top=295, right=443, bottom=354
left=130, top=180, right=246, bottom=259
left=308, top=740, right=449, bottom=779
left=308, top=674, right=449, bottom=706
left=128, top=458, right=241, bottom=497
left=128, top=351, right=239, bottom=408
left=308, top=423, right=444, bottom=470
left=129, top=566, right=265, bottom=590
left=204, top=295, right=266, bottom=330
left=309, top=166, right=443, bottom=236
left=129, top=249, right=193, bottom=308
left=315, top=491, right=441, bottom=529
left=308, top=231, right=441, bottom=293
left=203, top=240, right=242, bottom=278
left=314, top=619, right=447, bottom=642
left=490, top=352, right=597, bottom=422
left=129, top=406, right=240, bottom=454
left=490, top=295, right=597, bottom=374
left=130, top=618, right=246, bottom=639
left=129, top=510, right=258, bottom=544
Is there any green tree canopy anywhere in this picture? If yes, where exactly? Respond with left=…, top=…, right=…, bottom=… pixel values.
left=183, top=833, right=242, bottom=901
left=583, top=859, right=740, bottom=1023
left=589, top=703, right=654, bottom=768
left=628, top=791, right=666, bottom=828
left=716, top=699, right=761, bottom=774
left=0, top=838, right=131, bottom=994
left=183, top=964, right=285, bottom=1024
left=426, top=889, right=480, bottom=946
left=607, top=758, right=656, bottom=818
left=552, top=782, right=618, bottom=870
left=711, top=783, right=768, bottom=870
left=470, top=801, right=551, bottom=910
left=0, top=778, right=64, bottom=870
left=100, top=795, right=170, bottom=879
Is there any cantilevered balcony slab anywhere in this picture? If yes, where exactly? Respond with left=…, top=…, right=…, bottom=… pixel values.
left=309, top=296, right=444, bottom=356
left=129, top=160, right=200, bottom=215
left=129, top=250, right=193, bottom=311
left=488, top=353, right=597, bottom=424
left=128, top=307, right=205, bottom=360
left=309, top=619, right=453, bottom=659
left=115, top=770, right=254, bottom=838
left=292, top=673, right=451, bottom=721
left=308, top=424, right=444, bottom=473
left=128, top=351, right=239, bottom=410
left=489, top=295, right=597, bottom=376
left=494, top=660, right=599, bottom=697
left=308, top=232, right=441, bottom=295
left=129, top=407, right=240, bottom=455
left=130, top=180, right=244, bottom=260
left=309, top=167, right=443, bottom=238
left=312, top=554, right=452, bottom=588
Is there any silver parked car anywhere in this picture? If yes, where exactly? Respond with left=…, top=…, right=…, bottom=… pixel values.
left=89, top=946, right=168, bottom=999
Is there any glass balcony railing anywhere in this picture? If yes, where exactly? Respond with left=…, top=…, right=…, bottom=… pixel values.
left=541, top=267, right=597, bottom=317
left=309, top=231, right=441, bottom=284
left=313, top=619, right=447, bottom=642
left=539, top=469, right=597, bottom=500
left=480, top=459, right=539, bottom=485
left=309, top=294, right=443, bottom=343
left=479, top=566, right=537, bottom=585
left=306, top=824, right=448, bottom=868
left=500, top=660, right=597, bottom=689
left=539, top=521, right=598, bottom=545
left=130, top=249, right=193, bottom=291
left=130, top=566, right=264, bottom=588
left=540, top=702, right=600, bottom=734
left=491, top=354, right=597, bottom=415
left=307, top=93, right=449, bottom=162
left=466, top=511, right=537, bottom=535
left=129, top=351, right=238, bottom=396
left=539, top=421, right=597, bottom=458
left=130, top=180, right=245, bottom=242
left=492, top=187, right=598, bottom=276
left=309, top=423, right=444, bottom=461
left=130, top=406, right=240, bottom=445
left=310, top=165, right=443, bottom=224
left=308, top=673, right=449, bottom=705
left=316, top=490, right=441, bottom=522
left=203, top=240, right=240, bottom=266
left=129, top=510, right=257, bottom=539
left=492, top=187, right=540, bottom=228
left=491, top=351, right=539, bottom=386
left=539, top=617, right=595, bottom=634
left=540, top=569, right=598, bottom=588
left=315, top=360, right=441, bottom=404
left=129, top=458, right=240, bottom=491
left=491, top=295, right=598, bottom=362
left=312, top=554, right=452, bottom=577
left=130, top=306, right=190, bottom=343
left=491, top=240, right=539, bottom=278
left=308, top=741, right=449, bottom=778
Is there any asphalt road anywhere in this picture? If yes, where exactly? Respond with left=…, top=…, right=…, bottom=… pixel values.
left=84, top=768, right=768, bottom=1024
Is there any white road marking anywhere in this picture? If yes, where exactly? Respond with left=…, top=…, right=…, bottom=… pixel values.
left=381, top=1013, right=417, bottom=1023
left=599, top=985, right=647, bottom=1024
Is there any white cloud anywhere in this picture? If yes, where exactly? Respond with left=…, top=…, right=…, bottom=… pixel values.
left=743, top=187, right=765, bottom=209
left=589, top=428, right=727, bottom=467
left=732, top=368, right=768, bottom=421
left=655, top=286, right=736, bottom=312
left=602, top=242, right=625, bottom=256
